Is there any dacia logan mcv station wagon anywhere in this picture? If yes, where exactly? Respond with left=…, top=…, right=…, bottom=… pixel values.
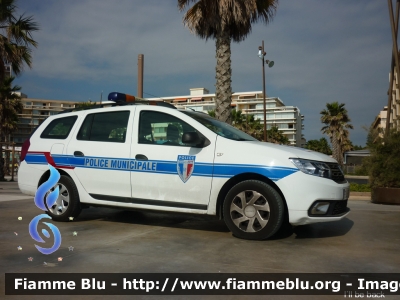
left=18, top=93, right=350, bottom=240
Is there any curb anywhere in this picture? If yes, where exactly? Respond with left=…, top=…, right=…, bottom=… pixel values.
left=349, top=192, right=371, bottom=201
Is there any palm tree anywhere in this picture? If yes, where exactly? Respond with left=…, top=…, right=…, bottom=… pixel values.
left=320, top=102, right=353, bottom=165
left=0, top=76, right=21, bottom=136
left=231, top=109, right=245, bottom=128
left=0, top=76, right=22, bottom=180
left=0, top=0, right=39, bottom=82
left=209, top=109, right=264, bottom=139
left=178, top=0, right=278, bottom=124
left=242, top=113, right=263, bottom=140
left=0, top=0, right=38, bottom=180
left=267, top=125, right=289, bottom=145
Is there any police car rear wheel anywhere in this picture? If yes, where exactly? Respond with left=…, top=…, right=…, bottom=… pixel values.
left=46, top=175, right=81, bottom=222
left=223, top=180, right=284, bottom=240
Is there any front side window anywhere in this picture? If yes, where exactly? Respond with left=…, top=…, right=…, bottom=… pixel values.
left=138, top=111, right=198, bottom=146
left=40, top=116, right=78, bottom=139
left=77, top=111, right=129, bottom=143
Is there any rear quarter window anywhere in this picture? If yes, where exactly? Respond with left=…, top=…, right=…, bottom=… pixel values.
left=40, top=116, right=78, bottom=139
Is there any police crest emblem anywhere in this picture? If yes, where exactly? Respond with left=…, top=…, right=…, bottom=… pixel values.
left=177, top=155, right=195, bottom=183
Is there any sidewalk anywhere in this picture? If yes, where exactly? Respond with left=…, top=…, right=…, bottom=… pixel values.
left=348, top=192, right=371, bottom=201
left=0, top=175, right=33, bottom=201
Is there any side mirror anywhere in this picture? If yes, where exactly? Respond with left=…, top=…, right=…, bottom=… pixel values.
left=182, top=132, right=208, bottom=147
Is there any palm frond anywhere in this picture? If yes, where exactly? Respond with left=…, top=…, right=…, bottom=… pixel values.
left=179, top=0, right=278, bottom=41
left=0, top=0, right=38, bottom=78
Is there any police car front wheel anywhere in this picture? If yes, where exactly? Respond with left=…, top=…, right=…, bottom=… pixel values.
left=46, top=175, right=82, bottom=222
left=223, top=180, right=284, bottom=240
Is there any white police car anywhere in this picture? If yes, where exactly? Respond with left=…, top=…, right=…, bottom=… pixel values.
left=18, top=92, right=350, bottom=240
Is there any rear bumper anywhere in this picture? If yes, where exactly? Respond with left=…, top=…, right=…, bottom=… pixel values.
left=17, top=161, right=45, bottom=196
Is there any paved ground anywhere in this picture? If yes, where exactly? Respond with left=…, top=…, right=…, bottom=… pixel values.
left=1, top=179, right=399, bottom=300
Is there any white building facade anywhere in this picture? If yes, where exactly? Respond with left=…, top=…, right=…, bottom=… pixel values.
left=387, top=70, right=400, bottom=130
left=148, top=88, right=305, bottom=147
left=13, top=94, right=77, bottom=145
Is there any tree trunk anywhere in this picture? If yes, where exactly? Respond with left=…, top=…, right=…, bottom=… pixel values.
left=4, top=148, right=10, bottom=176
left=331, top=134, right=343, bottom=166
left=0, top=63, right=5, bottom=86
left=215, top=30, right=232, bottom=124
left=0, top=141, right=5, bottom=180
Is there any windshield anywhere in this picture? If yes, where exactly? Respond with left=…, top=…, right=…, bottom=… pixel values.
left=181, top=110, right=257, bottom=141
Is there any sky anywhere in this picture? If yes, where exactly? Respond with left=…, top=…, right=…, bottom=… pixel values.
left=13, top=0, right=393, bottom=147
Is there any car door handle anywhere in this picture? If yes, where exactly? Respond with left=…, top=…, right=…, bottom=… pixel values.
left=135, top=154, right=148, bottom=160
left=74, top=151, right=84, bottom=157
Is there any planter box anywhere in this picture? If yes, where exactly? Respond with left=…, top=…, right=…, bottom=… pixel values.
left=371, top=187, right=400, bottom=205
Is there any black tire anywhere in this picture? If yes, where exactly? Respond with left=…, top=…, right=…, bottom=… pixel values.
left=223, top=180, right=284, bottom=240
left=45, top=175, right=81, bottom=221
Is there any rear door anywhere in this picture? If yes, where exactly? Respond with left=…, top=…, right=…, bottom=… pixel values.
left=66, top=107, right=133, bottom=198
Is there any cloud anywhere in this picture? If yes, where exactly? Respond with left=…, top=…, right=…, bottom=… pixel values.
left=16, top=0, right=392, bottom=146
left=23, top=0, right=215, bottom=81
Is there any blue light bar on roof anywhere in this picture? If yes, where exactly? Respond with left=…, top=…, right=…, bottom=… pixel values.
left=108, top=92, right=136, bottom=102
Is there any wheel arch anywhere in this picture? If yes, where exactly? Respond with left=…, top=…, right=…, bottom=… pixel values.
left=216, top=172, right=288, bottom=221
left=38, top=168, right=82, bottom=221
left=37, top=168, right=72, bottom=188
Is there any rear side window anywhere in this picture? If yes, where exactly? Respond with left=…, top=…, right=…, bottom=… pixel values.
left=77, top=111, right=130, bottom=143
left=40, top=116, right=78, bottom=139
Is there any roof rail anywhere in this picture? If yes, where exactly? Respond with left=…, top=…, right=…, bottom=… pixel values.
left=58, top=92, right=176, bottom=114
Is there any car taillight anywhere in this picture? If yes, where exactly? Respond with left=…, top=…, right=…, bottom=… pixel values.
left=20, top=138, right=30, bottom=161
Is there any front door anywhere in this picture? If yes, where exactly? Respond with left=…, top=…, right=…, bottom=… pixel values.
left=129, top=107, right=216, bottom=211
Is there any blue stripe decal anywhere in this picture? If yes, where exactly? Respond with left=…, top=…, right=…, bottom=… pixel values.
left=212, top=164, right=297, bottom=179
left=25, top=154, right=48, bottom=164
left=25, top=153, right=298, bottom=181
left=52, top=155, right=71, bottom=166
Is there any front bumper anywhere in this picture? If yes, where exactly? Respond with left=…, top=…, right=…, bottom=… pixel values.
left=288, top=207, right=350, bottom=226
left=275, top=171, right=350, bottom=225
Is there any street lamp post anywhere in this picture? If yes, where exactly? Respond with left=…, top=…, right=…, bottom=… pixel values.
left=258, top=40, right=274, bottom=142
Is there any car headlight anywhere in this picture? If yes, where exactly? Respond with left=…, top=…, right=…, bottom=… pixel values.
left=290, top=158, right=331, bottom=179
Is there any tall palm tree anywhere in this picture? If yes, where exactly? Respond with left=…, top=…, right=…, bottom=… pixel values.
left=207, top=109, right=216, bottom=117
left=209, top=109, right=264, bottom=139
left=0, top=76, right=22, bottom=137
left=320, top=102, right=353, bottom=165
left=0, top=0, right=38, bottom=180
left=0, top=0, right=39, bottom=82
left=0, top=76, right=22, bottom=180
left=267, top=125, right=289, bottom=145
left=231, top=109, right=245, bottom=128
left=242, top=113, right=263, bottom=140
left=178, top=0, right=278, bottom=124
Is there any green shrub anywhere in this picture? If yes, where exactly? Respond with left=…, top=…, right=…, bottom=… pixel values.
left=349, top=183, right=371, bottom=192
left=364, top=131, right=400, bottom=188
left=354, top=165, right=369, bottom=176
left=344, top=164, right=369, bottom=176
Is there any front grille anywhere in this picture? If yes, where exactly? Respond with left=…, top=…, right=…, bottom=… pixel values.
left=331, top=200, right=348, bottom=215
left=326, top=162, right=346, bottom=183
